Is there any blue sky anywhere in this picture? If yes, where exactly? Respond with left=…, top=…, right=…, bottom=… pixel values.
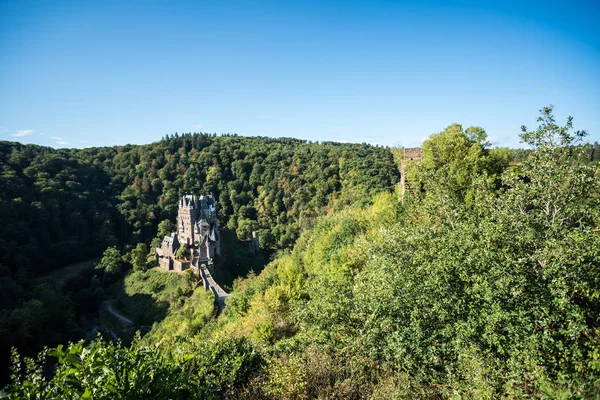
left=1, top=0, right=598, bottom=149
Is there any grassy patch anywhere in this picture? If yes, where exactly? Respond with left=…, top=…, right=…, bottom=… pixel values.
left=143, top=287, right=216, bottom=349
left=109, top=269, right=191, bottom=326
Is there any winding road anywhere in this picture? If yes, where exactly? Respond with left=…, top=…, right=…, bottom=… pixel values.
left=104, top=300, right=134, bottom=325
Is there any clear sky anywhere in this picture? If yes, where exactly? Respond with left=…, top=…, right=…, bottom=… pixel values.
left=1, top=0, right=598, bottom=149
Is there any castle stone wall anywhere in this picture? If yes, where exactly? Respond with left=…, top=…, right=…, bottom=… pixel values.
left=173, top=259, right=190, bottom=272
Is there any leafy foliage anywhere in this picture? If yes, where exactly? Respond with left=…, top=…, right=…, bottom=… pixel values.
left=96, top=246, right=123, bottom=283
left=129, top=243, right=149, bottom=271
left=405, top=122, right=511, bottom=204
left=1, top=335, right=263, bottom=399
left=175, top=245, right=190, bottom=260
left=191, top=107, right=599, bottom=397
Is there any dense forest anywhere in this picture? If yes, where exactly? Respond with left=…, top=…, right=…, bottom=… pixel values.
left=0, top=134, right=398, bottom=276
left=2, top=107, right=600, bottom=398
left=0, top=135, right=399, bottom=386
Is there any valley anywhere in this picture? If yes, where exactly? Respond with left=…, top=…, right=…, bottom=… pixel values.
left=2, top=109, right=599, bottom=398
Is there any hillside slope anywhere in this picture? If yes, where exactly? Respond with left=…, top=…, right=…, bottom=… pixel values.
left=149, top=114, right=600, bottom=397
left=6, top=109, right=598, bottom=398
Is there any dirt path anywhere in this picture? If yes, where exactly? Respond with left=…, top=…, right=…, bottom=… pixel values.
left=104, top=300, right=134, bottom=325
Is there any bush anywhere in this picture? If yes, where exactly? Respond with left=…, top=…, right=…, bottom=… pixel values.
left=175, top=246, right=190, bottom=260
left=1, top=335, right=264, bottom=399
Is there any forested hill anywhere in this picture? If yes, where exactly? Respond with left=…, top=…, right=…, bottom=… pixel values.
left=4, top=108, right=599, bottom=398
left=0, top=134, right=399, bottom=386
left=0, top=134, right=398, bottom=278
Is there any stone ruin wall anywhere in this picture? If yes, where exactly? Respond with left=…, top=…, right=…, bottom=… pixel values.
left=400, top=147, right=423, bottom=197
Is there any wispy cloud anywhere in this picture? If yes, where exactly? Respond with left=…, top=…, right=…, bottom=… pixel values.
left=13, top=130, right=34, bottom=137
left=191, top=123, right=203, bottom=130
left=79, top=140, right=89, bottom=143
left=335, top=140, right=357, bottom=144
left=487, top=135, right=509, bottom=145
left=49, top=136, right=70, bottom=146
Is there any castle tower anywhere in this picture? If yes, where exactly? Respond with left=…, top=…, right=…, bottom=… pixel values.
left=178, top=194, right=200, bottom=245
left=400, top=147, right=423, bottom=198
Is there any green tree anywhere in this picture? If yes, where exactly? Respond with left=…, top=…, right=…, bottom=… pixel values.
left=130, top=242, right=149, bottom=271
left=157, top=219, right=174, bottom=238
left=96, top=246, right=122, bottom=283
left=236, top=219, right=259, bottom=241
left=175, top=246, right=191, bottom=260
left=258, top=230, right=276, bottom=249
left=406, top=123, right=511, bottom=203
left=503, top=105, right=598, bottom=233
